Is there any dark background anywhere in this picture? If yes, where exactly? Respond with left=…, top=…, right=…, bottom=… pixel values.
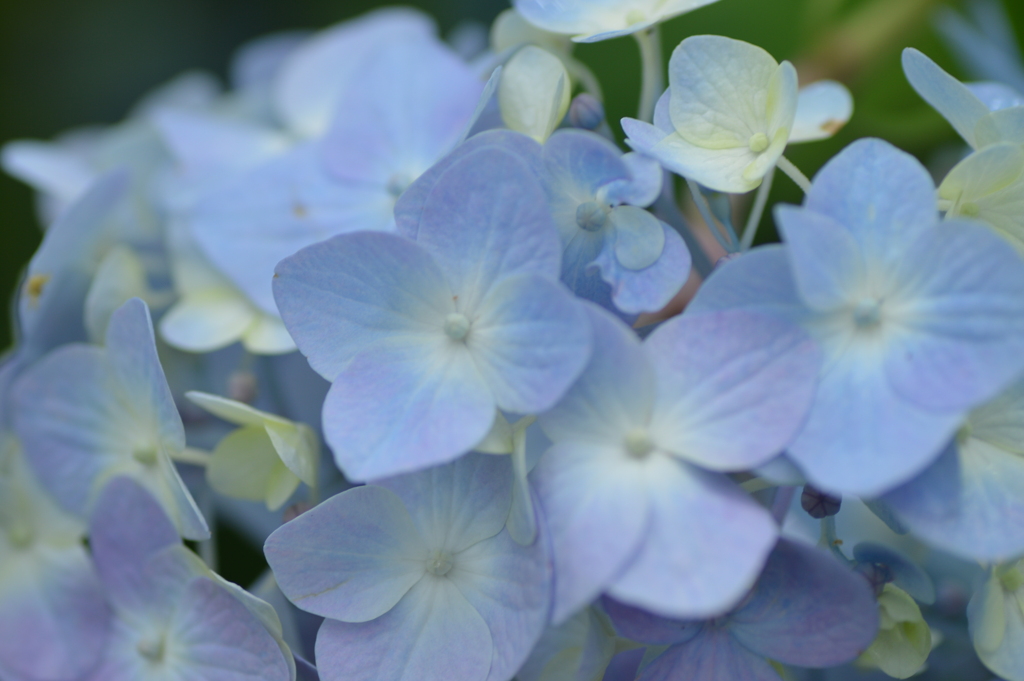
left=2, top=0, right=1023, bottom=351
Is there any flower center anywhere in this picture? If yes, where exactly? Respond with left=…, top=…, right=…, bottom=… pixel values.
left=624, top=428, right=655, bottom=459
left=443, top=313, right=471, bottom=341
left=6, top=519, right=33, bottom=550
left=576, top=201, right=609, bottom=232
left=133, top=447, right=159, bottom=466
left=960, top=201, right=980, bottom=217
left=137, top=633, right=166, bottom=663
left=386, top=173, right=413, bottom=198
left=748, top=133, right=770, bottom=154
left=852, top=297, right=883, bottom=329
left=426, top=551, right=454, bottom=577
left=625, top=9, right=646, bottom=25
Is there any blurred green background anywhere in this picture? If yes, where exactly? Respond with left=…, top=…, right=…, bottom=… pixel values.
left=2, top=0, right=1023, bottom=351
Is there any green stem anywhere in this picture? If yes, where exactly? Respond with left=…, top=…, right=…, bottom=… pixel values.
left=777, top=156, right=812, bottom=194
left=634, top=26, right=663, bottom=123
left=819, top=516, right=852, bottom=565
left=740, top=168, right=775, bottom=251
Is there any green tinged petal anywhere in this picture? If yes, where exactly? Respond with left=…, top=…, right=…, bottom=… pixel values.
left=857, top=584, right=932, bottom=679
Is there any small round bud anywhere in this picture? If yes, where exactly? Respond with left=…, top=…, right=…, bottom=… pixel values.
left=568, top=94, right=605, bottom=131
left=801, top=485, right=841, bottom=519
left=854, top=561, right=894, bottom=598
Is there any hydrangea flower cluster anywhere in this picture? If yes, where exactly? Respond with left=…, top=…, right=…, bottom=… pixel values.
left=3, top=1, right=1024, bottom=680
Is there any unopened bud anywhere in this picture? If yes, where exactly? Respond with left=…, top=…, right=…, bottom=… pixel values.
left=568, top=94, right=605, bottom=130
left=801, top=485, right=841, bottom=519
left=499, top=45, right=571, bottom=143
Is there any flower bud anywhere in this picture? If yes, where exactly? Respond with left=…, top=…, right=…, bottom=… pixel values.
left=568, top=93, right=605, bottom=130
left=801, top=484, right=841, bottom=518
left=499, top=45, right=571, bottom=143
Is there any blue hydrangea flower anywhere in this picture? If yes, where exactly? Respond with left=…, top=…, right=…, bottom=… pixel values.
left=0, top=443, right=109, bottom=681
left=184, top=35, right=485, bottom=319
left=513, top=0, right=723, bottom=43
left=274, top=147, right=590, bottom=481
left=689, top=138, right=1024, bottom=496
left=265, top=453, right=552, bottom=681
left=602, top=539, right=879, bottom=681
left=533, top=302, right=820, bottom=622
left=903, top=48, right=1024, bottom=253
left=86, top=477, right=294, bottom=681
left=623, top=36, right=852, bottom=194
left=12, top=298, right=209, bottom=539
left=880, top=377, right=1024, bottom=562
left=271, top=8, right=438, bottom=139
left=397, top=129, right=688, bottom=318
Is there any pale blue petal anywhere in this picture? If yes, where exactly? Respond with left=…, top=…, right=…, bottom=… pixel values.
left=170, top=577, right=292, bottom=681
left=272, top=8, right=437, bottom=137
left=609, top=206, right=665, bottom=271
left=14, top=344, right=118, bottom=514
left=320, top=38, right=482, bottom=191
left=194, top=143, right=393, bottom=315
left=544, top=129, right=630, bottom=208
left=18, top=170, right=128, bottom=354
left=686, top=246, right=808, bottom=325
left=471, top=274, right=591, bottom=414
left=967, top=82, right=1024, bottom=111
left=730, top=539, right=878, bottom=666
left=395, top=130, right=544, bottom=240
left=451, top=528, right=552, bottom=681
left=640, top=629, right=781, bottom=681
left=321, top=343, right=495, bottom=481
left=602, top=597, right=703, bottom=646
left=885, top=221, right=1024, bottom=411
left=314, top=576, right=492, bottom=681
left=533, top=440, right=653, bottom=623
left=273, top=232, right=452, bottom=381
left=415, top=147, right=562, bottom=311
left=884, top=436, right=1024, bottom=561
left=264, top=485, right=426, bottom=622
left=230, top=31, right=309, bottom=92
left=377, top=453, right=513, bottom=554
left=902, top=48, right=990, bottom=147
left=1, top=139, right=94, bottom=200
left=774, top=205, right=866, bottom=311
left=788, top=352, right=963, bottom=497
left=89, top=476, right=179, bottom=611
left=602, top=152, right=664, bottom=208
left=152, top=108, right=286, bottom=178
left=802, top=138, right=938, bottom=262
left=539, top=302, right=654, bottom=444
left=591, top=220, right=690, bottom=315
left=621, top=118, right=671, bottom=163
left=0, top=545, right=110, bottom=681
left=607, top=459, right=777, bottom=620
left=106, top=299, right=186, bottom=458
left=646, top=310, right=819, bottom=472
